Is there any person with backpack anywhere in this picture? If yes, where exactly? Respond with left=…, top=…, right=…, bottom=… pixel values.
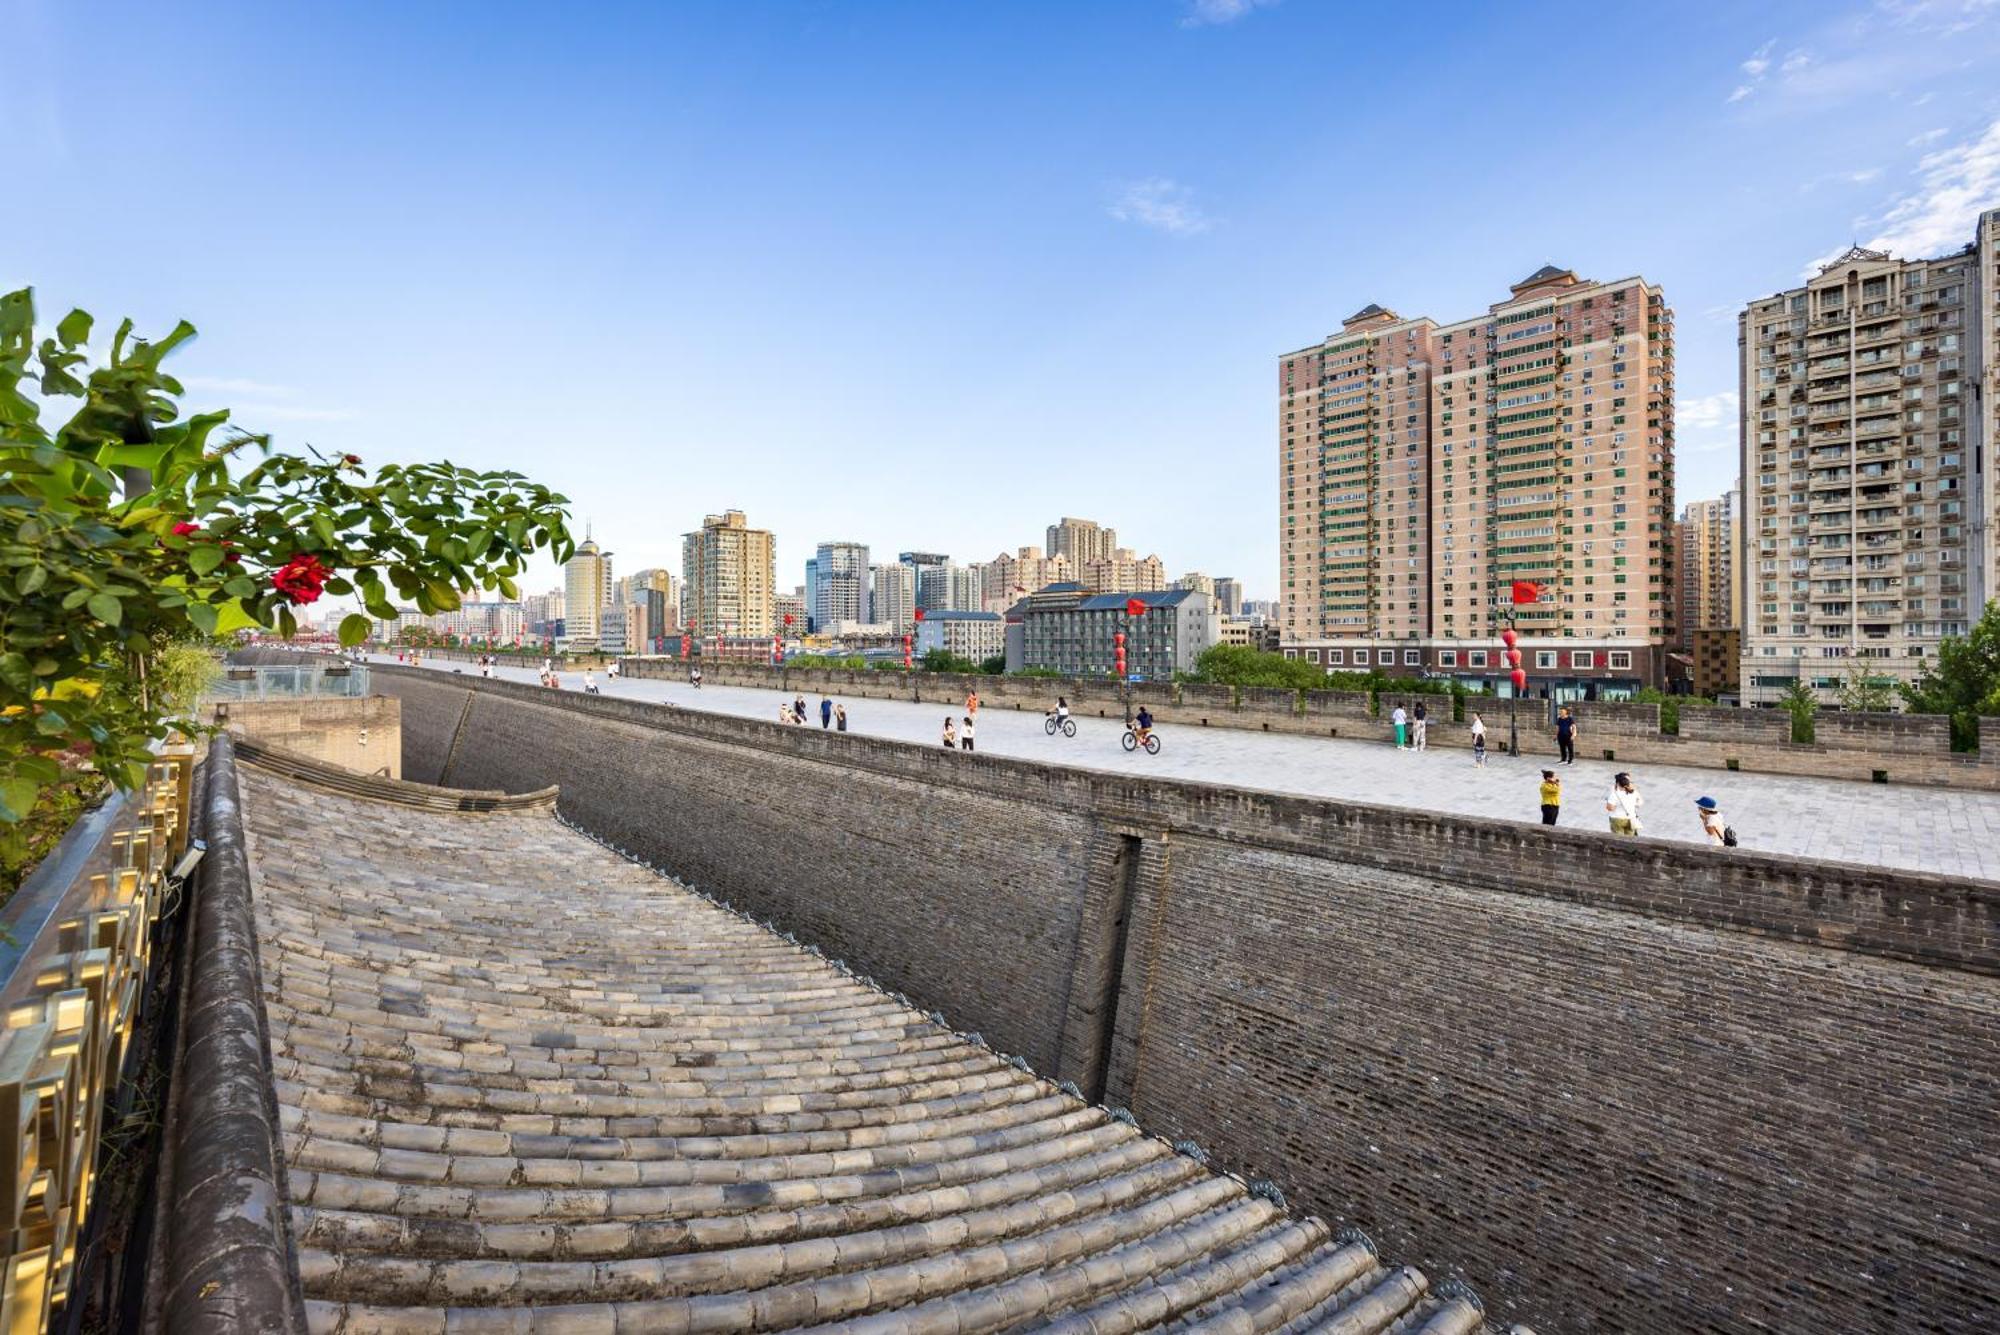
left=1695, top=796, right=1736, bottom=848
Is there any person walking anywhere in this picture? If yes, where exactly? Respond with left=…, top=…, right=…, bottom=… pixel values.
left=960, top=715, right=976, bottom=751
left=1695, top=796, right=1735, bottom=848
left=1412, top=701, right=1429, bottom=752
left=835, top=704, right=848, bottom=732
left=1605, top=772, right=1643, bottom=836
left=608, top=659, right=620, bottom=680
left=1555, top=706, right=1578, bottom=765
left=1470, top=713, right=1488, bottom=766
left=966, top=689, right=980, bottom=719
left=942, top=717, right=957, bottom=749
left=794, top=694, right=807, bottom=724
left=1539, top=769, right=1561, bottom=826
left=582, top=670, right=600, bottom=695
left=1390, top=704, right=1408, bottom=750
left=820, top=696, right=833, bottom=729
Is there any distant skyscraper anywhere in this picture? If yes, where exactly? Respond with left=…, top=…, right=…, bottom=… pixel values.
left=870, top=562, right=916, bottom=633
left=1176, top=571, right=1216, bottom=598
left=980, top=546, right=1073, bottom=609
left=1083, top=548, right=1166, bottom=594
left=944, top=564, right=983, bottom=612
left=900, top=551, right=952, bottom=611
left=773, top=590, right=806, bottom=635
left=562, top=535, right=613, bottom=649
left=1677, top=491, right=1739, bottom=650
left=1046, top=517, right=1118, bottom=567
left=803, top=558, right=819, bottom=630
left=1213, top=576, right=1244, bottom=617
left=813, top=541, right=871, bottom=629
left=681, top=510, right=776, bottom=637
left=628, top=568, right=679, bottom=629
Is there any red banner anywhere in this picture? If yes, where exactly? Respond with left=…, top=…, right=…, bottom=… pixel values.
left=1125, top=597, right=1147, bottom=617
left=1511, top=581, right=1542, bottom=606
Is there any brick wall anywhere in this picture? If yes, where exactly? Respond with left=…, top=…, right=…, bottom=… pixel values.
left=207, top=696, right=402, bottom=779
left=371, top=664, right=2000, bottom=1334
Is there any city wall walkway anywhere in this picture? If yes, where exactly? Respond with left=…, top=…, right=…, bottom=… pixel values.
left=239, top=756, right=1525, bottom=1333
left=374, top=657, right=2000, bottom=880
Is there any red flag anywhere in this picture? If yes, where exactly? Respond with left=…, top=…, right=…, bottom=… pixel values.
left=913, top=607, right=926, bottom=622
left=1510, top=581, right=1542, bottom=606
left=1124, top=597, right=1147, bottom=617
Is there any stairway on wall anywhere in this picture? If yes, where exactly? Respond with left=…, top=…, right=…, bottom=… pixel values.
left=238, top=762, right=1524, bottom=1333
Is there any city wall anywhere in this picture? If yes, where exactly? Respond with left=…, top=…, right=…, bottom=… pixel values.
left=369, top=662, right=1998, bottom=1335
left=616, top=657, right=2000, bottom=790
left=205, top=695, right=402, bottom=779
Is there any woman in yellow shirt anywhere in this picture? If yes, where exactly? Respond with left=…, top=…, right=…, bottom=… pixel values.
left=1538, top=770, right=1561, bottom=826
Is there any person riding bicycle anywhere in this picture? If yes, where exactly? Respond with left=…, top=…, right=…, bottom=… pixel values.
left=1053, top=696, right=1070, bottom=723
left=1133, top=705, right=1154, bottom=744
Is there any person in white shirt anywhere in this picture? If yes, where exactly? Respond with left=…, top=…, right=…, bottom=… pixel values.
left=1390, top=705, right=1409, bottom=749
left=1604, top=772, right=1642, bottom=836
left=1469, top=713, right=1488, bottom=766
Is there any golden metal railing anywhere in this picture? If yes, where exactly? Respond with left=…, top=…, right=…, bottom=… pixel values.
left=0, top=746, right=194, bottom=1335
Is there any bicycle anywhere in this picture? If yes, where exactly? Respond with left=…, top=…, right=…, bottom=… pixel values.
left=1121, top=723, right=1161, bottom=755
left=1044, top=713, right=1077, bottom=738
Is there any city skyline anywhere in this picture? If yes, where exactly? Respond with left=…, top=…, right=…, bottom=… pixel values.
left=9, top=2, right=2000, bottom=602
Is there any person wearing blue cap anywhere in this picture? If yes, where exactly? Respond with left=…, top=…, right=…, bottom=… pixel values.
left=1695, top=795, right=1736, bottom=847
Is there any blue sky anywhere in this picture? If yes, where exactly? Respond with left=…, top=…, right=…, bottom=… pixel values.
left=6, top=0, right=1999, bottom=606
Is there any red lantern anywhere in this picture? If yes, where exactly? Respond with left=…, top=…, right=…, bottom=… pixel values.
left=783, top=613, right=794, bottom=627
left=902, top=634, right=913, bottom=669
left=1505, top=648, right=1522, bottom=668
left=913, top=607, right=926, bottom=622
left=1510, top=667, right=1528, bottom=691
left=681, top=634, right=691, bottom=657
left=1500, top=627, right=1519, bottom=648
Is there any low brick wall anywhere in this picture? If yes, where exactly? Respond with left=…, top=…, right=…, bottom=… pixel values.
left=207, top=695, right=401, bottom=779
left=371, top=664, right=1999, bottom=1334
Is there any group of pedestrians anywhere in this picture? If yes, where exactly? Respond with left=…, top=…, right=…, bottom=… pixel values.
left=780, top=693, right=848, bottom=731
left=943, top=689, right=980, bottom=751
left=1532, top=767, right=1735, bottom=847
left=1388, top=700, right=1490, bottom=765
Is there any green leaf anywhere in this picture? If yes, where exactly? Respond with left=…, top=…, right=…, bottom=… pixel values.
left=311, top=513, right=336, bottom=548
left=55, top=308, right=92, bottom=349
left=187, top=544, right=224, bottom=575
left=15, top=565, right=45, bottom=595
left=185, top=601, right=219, bottom=635
left=0, top=779, right=40, bottom=824
left=338, top=613, right=371, bottom=647
left=87, top=592, right=122, bottom=625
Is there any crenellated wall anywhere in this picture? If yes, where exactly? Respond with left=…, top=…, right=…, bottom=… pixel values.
left=370, top=664, right=2000, bottom=1335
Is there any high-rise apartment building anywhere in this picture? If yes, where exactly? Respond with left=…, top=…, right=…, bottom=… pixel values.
left=980, top=547, right=1074, bottom=610
left=870, top=563, right=916, bottom=633
left=1981, top=209, right=2000, bottom=600
left=1281, top=266, right=1677, bottom=692
left=1082, top=548, right=1166, bottom=594
left=1740, top=219, right=1994, bottom=705
left=681, top=510, right=776, bottom=638
left=1046, top=517, right=1118, bottom=567
left=773, top=589, right=806, bottom=635
left=812, top=541, right=871, bottom=629
left=944, top=564, right=983, bottom=612
left=562, top=536, right=613, bottom=650
left=1213, top=576, right=1244, bottom=617
left=898, top=552, right=952, bottom=612
left=1176, top=572, right=1216, bottom=598
left=1677, top=490, right=1740, bottom=649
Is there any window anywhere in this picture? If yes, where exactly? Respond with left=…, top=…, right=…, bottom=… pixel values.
left=1439, top=650, right=1458, bottom=667
left=1535, top=650, right=1558, bottom=669
left=1327, top=649, right=1344, bottom=665
left=1306, top=649, right=1320, bottom=663
left=1570, top=650, right=1595, bottom=669
left=1353, top=648, right=1370, bottom=665
left=1402, top=649, right=1420, bottom=665
left=1607, top=651, right=1631, bottom=670
left=1469, top=650, right=1489, bottom=667
left=1283, top=649, right=1297, bottom=660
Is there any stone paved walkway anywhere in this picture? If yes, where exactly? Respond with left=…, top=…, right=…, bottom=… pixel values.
left=242, top=762, right=1519, bottom=1332
left=379, top=658, right=2000, bottom=881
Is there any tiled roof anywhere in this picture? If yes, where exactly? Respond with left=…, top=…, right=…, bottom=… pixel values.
left=240, top=763, right=1524, bottom=1332
left=1076, top=588, right=1198, bottom=611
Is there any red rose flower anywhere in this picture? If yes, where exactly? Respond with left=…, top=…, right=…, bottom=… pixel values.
left=272, top=553, right=330, bottom=604
left=343, top=454, right=362, bottom=466
left=224, top=551, right=242, bottom=563
left=172, top=521, right=201, bottom=537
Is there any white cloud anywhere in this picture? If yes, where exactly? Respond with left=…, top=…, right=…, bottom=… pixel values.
left=1780, top=50, right=1814, bottom=73
left=1908, top=126, right=1949, bottom=145
left=1677, top=391, right=1740, bottom=455
left=1728, top=84, right=1756, bottom=103
left=1180, top=0, right=1275, bottom=26
left=1741, top=41, right=1775, bottom=77
left=1846, top=117, right=2000, bottom=261
left=1108, top=178, right=1212, bottom=235
left=1846, top=167, right=1882, bottom=182
left=179, top=374, right=295, bottom=397
left=1878, top=0, right=1999, bottom=36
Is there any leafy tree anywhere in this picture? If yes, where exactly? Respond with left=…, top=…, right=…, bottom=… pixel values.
left=919, top=647, right=979, bottom=675
left=0, top=287, right=571, bottom=822
left=979, top=653, right=1007, bottom=675
left=1835, top=665, right=1897, bottom=715
left=1632, top=686, right=1715, bottom=736
left=1778, top=678, right=1818, bottom=744
left=1902, top=599, right=2000, bottom=752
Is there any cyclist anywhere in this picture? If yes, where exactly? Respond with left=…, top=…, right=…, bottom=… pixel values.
left=1133, top=705, right=1154, bottom=746
left=1051, top=695, right=1070, bottom=725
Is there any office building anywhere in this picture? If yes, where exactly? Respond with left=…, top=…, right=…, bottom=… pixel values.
left=1046, top=517, right=1118, bottom=567
left=1213, top=577, right=1244, bottom=617
left=626, top=568, right=679, bottom=631
left=1677, top=491, right=1740, bottom=650
left=562, top=536, right=613, bottom=651
left=681, top=510, right=776, bottom=638
left=1019, top=586, right=1218, bottom=679
left=812, top=541, right=870, bottom=630
left=521, top=589, right=564, bottom=637
left=1280, top=265, right=1677, bottom=695
left=870, top=562, right=916, bottom=634
left=899, top=551, right=952, bottom=611
left=1740, top=217, right=1994, bottom=705
left=944, top=564, right=983, bottom=613
left=914, top=610, right=1006, bottom=662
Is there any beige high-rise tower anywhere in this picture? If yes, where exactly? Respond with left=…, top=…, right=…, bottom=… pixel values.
left=1045, top=517, right=1118, bottom=567
left=1281, top=266, right=1676, bottom=690
left=1739, top=220, right=1991, bottom=705
left=561, top=536, right=613, bottom=650
left=680, top=510, right=776, bottom=638
left=1678, top=490, right=1740, bottom=643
